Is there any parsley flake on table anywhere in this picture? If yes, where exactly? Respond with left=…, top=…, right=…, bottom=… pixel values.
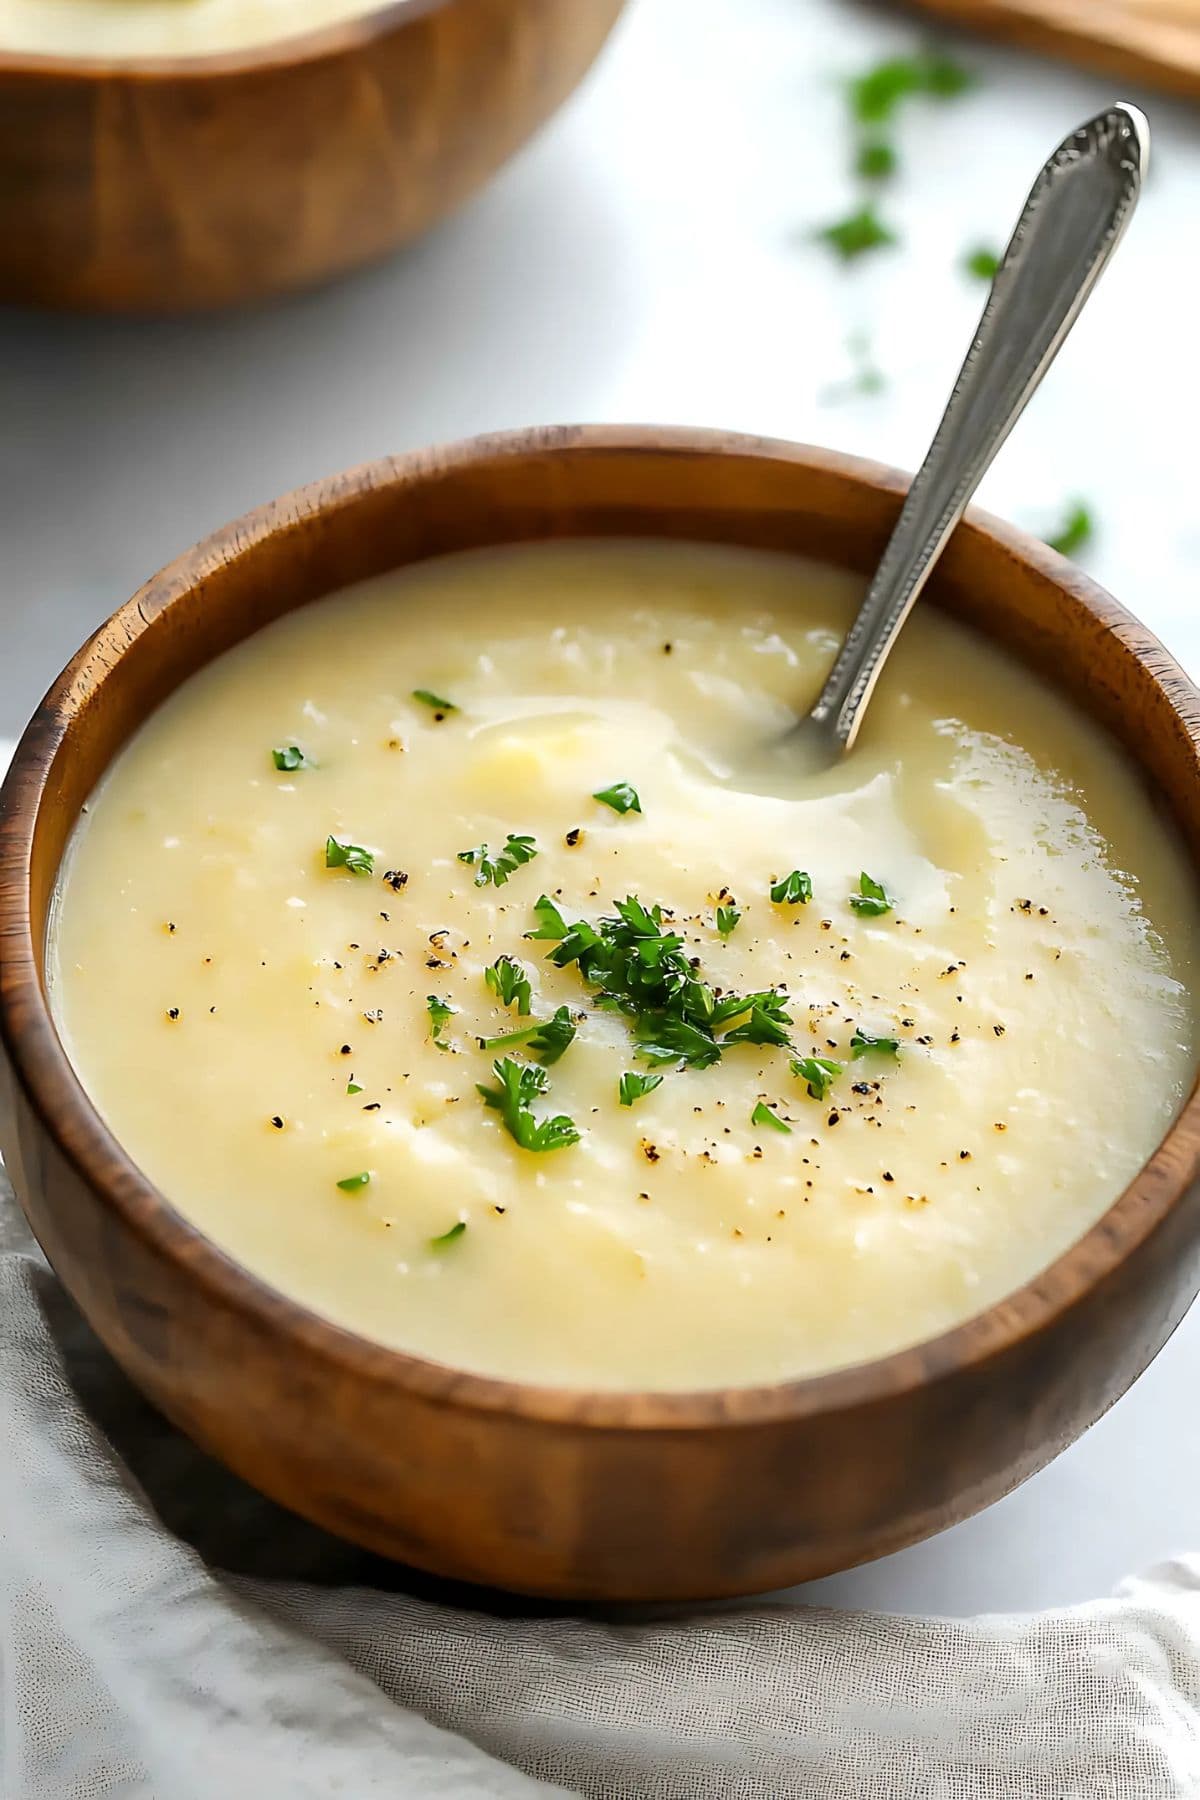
left=856, top=140, right=897, bottom=181
left=822, top=330, right=887, bottom=404
left=814, top=205, right=898, bottom=264
left=1045, top=501, right=1095, bottom=560
left=770, top=870, right=813, bottom=906
left=325, top=836, right=374, bottom=876
left=485, top=955, right=532, bottom=1016
left=477, top=1057, right=580, bottom=1153
left=849, top=50, right=974, bottom=125
left=790, top=1056, right=843, bottom=1102
left=849, top=871, right=893, bottom=916
left=963, top=244, right=1000, bottom=282
left=593, top=781, right=642, bottom=816
left=619, top=1070, right=663, bottom=1107
left=457, top=833, right=538, bottom=888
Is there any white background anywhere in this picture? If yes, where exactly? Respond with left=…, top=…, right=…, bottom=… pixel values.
left=2, top=0, right=1199, bottom=1617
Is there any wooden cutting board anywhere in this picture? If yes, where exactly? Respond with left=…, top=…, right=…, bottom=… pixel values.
left=903, top=0, right=1200, bottom=100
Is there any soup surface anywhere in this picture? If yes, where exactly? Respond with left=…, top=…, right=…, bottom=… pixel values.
left=51, top=542, right=1198, bottom=1389
left=0, top=0, right=373, bottom=56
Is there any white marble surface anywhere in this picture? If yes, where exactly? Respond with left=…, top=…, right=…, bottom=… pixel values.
left=3, top=0, right=1199, bottom=1619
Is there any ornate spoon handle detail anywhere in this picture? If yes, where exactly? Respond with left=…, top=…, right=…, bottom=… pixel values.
left=803, top=103, right=1148, bottom=758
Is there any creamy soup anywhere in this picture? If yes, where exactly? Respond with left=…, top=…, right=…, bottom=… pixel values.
left=1, top=0, right=373, bottom=57
left=50, top=542, right=1198, bottom=1390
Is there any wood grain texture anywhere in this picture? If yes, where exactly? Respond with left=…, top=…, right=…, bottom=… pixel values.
left=3, top=426, right=1200, bottom=1601
left=903, top=0, right=1200, bottom=100
left=0, top=0, right=623, bottom=313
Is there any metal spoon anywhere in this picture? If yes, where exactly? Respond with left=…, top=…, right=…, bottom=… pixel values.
left=775, top=101, right=1148, bottom=777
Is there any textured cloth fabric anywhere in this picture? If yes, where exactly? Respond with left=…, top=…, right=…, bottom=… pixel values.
left=3, top=1172, right=1200, bottom=1799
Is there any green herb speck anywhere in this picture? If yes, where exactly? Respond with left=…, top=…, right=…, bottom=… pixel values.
left=412, top=689, right=456, bottom=716
left=770, top=870, right=813, bottom=906
left=593, top=781, right=642, bottom=816
left=814, top=205, right=898, bottom=263
left=429, top=1220, right=467, bottom=1249
left=1046, top=501, right=1095, bottom=560
left=790, top=1056, right=843, bottom=1101
left=325, top=836, right=374, bottom=876
left=619, top=1070, right=664, bottom=1107
left=849, top=871, right=893, bottom=916
left=856, top=140, right=897, bottom=180
left=963, top=245, right=1000, bottom=282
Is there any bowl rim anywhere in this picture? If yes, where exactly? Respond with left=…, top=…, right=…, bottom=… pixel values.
left=4, top=422, right=1199, bottom=1432
left=0, top=0, right=444, bottom=80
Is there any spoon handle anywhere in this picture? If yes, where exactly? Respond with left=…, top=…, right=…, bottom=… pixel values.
left=807, top=102, right=1148, bottom=754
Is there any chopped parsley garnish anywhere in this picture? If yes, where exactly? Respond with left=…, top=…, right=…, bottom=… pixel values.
left=814, top=204, right=897, bottom=263
left=751, top=1100, right=791, bottom=1134
left=483, top=1004, right=576, bottom=1066
left=346, top=1080, right=363, bottom=1095
left=429, top=1220, right=466, bottom=1249
left=524, top=894, right=568, bottom=941
left=856, top=140, right=897, bottom=180
left=790, top=1055, right=843, bottom=1101
left=412, top=689, right=456, bottom=715
left=457, top=833, right=538, bottom=888
left=849, top=50, right=973, bottom=124
left=634, top=1014, right=723, bottom=1069
left=426, top=994, right=456, bottom=1048
left=770, top=870, right=813, bottom=906
left=715, top=989, right=793, bottom=1049
left=716, top=904, right=741, bottom=936
left=619, top=1070, right=663, bottom=1107
left=336, top=1171, right=371, bottom=1193
left=477, top=1057, right=580, bottom=1153
left=325, top=836, right=374, bottom=876
left=485, top=955, right=532, bottom=1016
left=851, top=1028, right=900, bottom=1059
left=1046, top=501, right=1095, bottom=559
left=532, top=891, right=794, bottom=1071
left=849, top=871, right=893, bottom=916
left=963, top=244, right=1000, bottom=282
left=272, top=744, right=309, bottom=771
left=593, top=781, right=642, bottom=816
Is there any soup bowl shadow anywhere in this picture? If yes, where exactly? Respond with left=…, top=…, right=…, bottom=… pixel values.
left=0, top=0, right=623, bottom=313
left=2, top=426, right=1199, bottom=1602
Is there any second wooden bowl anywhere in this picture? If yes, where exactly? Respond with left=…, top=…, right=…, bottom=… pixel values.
left=0, top=0, right=624, bottom=312
left=2, top=427, right=1199, bottom=1600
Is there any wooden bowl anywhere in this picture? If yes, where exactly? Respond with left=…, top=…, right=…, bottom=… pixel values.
left=0, top=0, right=624, bottom=313
left=3, top=427, right=1199, bottom=1602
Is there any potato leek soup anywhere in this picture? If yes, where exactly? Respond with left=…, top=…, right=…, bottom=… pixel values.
left=50, top=542, right=1197, bottom=1390
left=0, top=0, right=373, bottom=57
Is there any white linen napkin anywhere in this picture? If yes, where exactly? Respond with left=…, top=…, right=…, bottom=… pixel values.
left=3, top=1174, right=1200, bottom=1800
